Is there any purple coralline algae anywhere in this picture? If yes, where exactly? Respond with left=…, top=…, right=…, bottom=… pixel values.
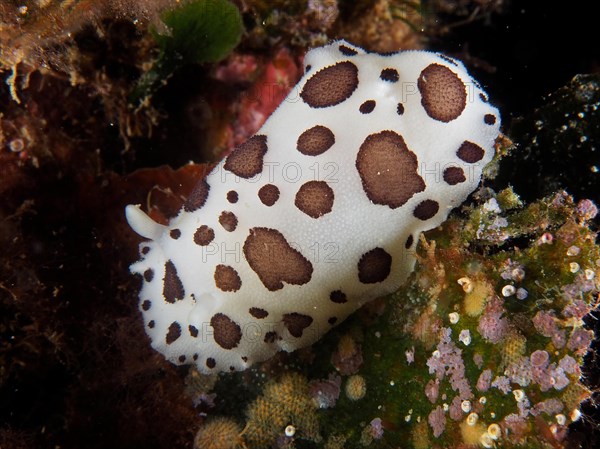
left=477, top=297, right=509, bottom=343
left=476, top=369, right=493, bottom=392
left=368, top=417, right=384, bottom=440
left=372, top=191, right=599, bottom=449
left=405, top=346, right=415, bottom=365
left=425, top=379, right=440, bottom=403
left=448, top=396, right=464, bottom=421
left=568, top=328, right=593, bottom=354
left=309, top=374, right=342, bottom=409
left=533, top=310, right=567, bottom=348
left=426, top=328, right=473, bottom=400
left=428, top=405, right=446, bottom=438
left=562, top=299, right=591, bottom=320
left=532, top=398, right=564, bottom=416
left=491, top=375, right=512, bottom=394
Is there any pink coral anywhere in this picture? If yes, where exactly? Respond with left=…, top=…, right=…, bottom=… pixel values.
left=532, top=310, right=566, bottom=348
left=563, top=274, right=596, bottom=304
left=552, top=331, right=567, bottom=348
left=549, top=366, right=569, bottom=390
left=507, top=353, right=571, bottom=392
left=505, top=358, right=533, bottom=387
left=561, top=283, right=582, bottom=302
left=533, top=311, right=559, bottom=336
left=368, top=417, right=384, bottom=440
left=517, top=394, right=531, bottom=417
left=530, top=350, right=549, bottom=367
left=575, top=273, right=596, bottom=293
left=405, top=346, right=415, bottom=365
left=504, top=413, right=528, bottom=438
left=559, top=355, right=580, bottom=374
left=531, top=364, right=554, bottom=391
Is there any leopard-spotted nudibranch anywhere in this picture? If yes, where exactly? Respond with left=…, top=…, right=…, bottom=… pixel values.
left=126, top=40, right=501, bottom=374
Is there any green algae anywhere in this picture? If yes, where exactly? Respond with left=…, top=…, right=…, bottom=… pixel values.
left=132, top=0, right=243, bottom=103
left=156, top=0, right=243, bottom=65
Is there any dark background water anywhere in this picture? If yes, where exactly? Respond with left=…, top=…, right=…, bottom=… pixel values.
left=429, top=0, right=599, bottom=117
left=429, top=0, right=600, bottom=204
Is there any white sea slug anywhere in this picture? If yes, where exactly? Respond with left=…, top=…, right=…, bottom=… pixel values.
left=126, top=40, right=501, bottom=373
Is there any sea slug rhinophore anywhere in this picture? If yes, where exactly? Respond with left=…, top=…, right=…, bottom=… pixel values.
left=126, top=40, right=501, bottom=373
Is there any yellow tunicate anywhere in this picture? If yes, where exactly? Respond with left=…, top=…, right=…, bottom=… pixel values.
left=459, top=419, right=485, bottom=446
left=463, top=280, right=492, bottom=317
left=345, top=375, right=367, bottom=401
left=411, top=420, right=430, bottom=449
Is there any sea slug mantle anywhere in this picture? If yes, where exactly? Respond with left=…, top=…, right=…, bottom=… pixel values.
left=126, top=40, right=501, bottom=373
